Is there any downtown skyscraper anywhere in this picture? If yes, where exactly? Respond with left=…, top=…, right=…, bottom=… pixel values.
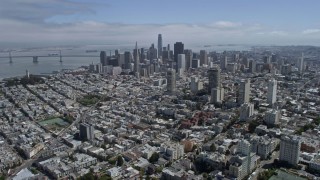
left=174, top=42, right=184, bottom=71
left=100, top=51, right=107, bottom=66
left=208, top=67, right=221, bottom=92
left=200, top=50, right=208, bottom=66
left=238, top=79, right=250, bottom=105
left=267, top=78, right=277, bottom=105
left=158, top=34, right=162, bottom=58
left=134, top=42, right=140, bottom=75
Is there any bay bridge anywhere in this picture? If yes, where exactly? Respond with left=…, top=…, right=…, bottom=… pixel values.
left=0, top=50, right=99, bottom=63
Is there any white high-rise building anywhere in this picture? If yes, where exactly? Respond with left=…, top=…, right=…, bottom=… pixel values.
left=297, top=53, right=304, bottom=73
left=230, top=139, right=259, bottom=179
left=238, top=139, right=251, bottom=156
left=238, top=79, right=250, bottom=105
left=267, top=79, right=277, bottom=105
left=26, top=69, right=30, bottom=79
left=279, top=135, right=301, bottom=166
left=239, top=103, right=254, bottom=121
left=177, top=54, right=186, bottom=71
left=190, top=76, right=203, bottom=93
left=167, top=68, right=176, bottom=93
left=265, top=109, right=280, bottom=126
left=160, top=142, right=184, bottom=160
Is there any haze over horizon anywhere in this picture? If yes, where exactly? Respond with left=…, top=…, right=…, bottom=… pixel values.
left=1, top=0, right=320, bottom=49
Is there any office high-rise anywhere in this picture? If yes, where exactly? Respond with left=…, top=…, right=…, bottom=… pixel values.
left=238, top=79, right=250, bottom=104
left=190, top=76, right=203, bottom=93
left=115, top=49, right=120, bottom=57
left=167, top=68, right=176, bottom=93
left=249, top=60, right=256, bottom=73
left=140, top=48, right=146, bottom=60
left=208, top=67, right=221, bottom=93
left=220, top=55, right=228, bottom=70
left=192, top=59, right=200, bottom=68
left=80, top=123, right=95, bottom=141
left=174, top=42, right=184, bottom=70
left=200, top=50, right=208, bottom=66
left=134, top=42, right=140, bottom=74
left=100, top=51, right=107, bottom=66
left=279, top=135, right=301, bottom=166
left=238, top=139, right=251, bottom=156
left=211, top=88, right=225, bottom=103
left=124, top=51, right=131, bottom=70
left=267, top=79, right=277, bottom=105
left=118, top=53, right=125, bottom=68
left=184, top=49, right=193, bottom=70
left=147, top=44, right=157, bottom=60
left=239, top=103, right=254, bottom=121
left=177, top=54, right=186, bottom=71
left=297, top=53, right=304, bottom=73
left=265, top=109, right=280, bottom=126
left=158, top=34, right=162, bottom=58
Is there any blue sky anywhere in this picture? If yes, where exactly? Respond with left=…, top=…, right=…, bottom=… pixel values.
left=1, top=0, right=320, bottom=48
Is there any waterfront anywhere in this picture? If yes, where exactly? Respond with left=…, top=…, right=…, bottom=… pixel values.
left=0, top=44, right=251, bottom=79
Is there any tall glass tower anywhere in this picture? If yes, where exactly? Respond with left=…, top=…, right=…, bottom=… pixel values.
left=157, top=34, right=162, bottom=58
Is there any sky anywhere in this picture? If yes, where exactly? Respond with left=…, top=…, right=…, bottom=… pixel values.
left=1, top=0, right=320, bottom=48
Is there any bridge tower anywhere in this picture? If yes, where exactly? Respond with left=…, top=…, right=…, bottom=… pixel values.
left=9, top=51, right=12, bottom=63
left=59, top=50, right=62, bottom=62
left=33, top=56, right=38, bottom=63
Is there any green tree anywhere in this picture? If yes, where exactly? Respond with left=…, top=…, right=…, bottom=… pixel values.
left=248, top=120, right=259, bottom=133
left=117, top=155, right=124, bottom=166
left=77, top=171, right=95, bottom=180
left=210, top=143, right=216, bottom=152
left=257, top=169, right=276, bottom=180
left=149, top=152, right=160, bottom=163
left=101, top=144, right=107, bottom=150
left=140, top=169, right=145, bottom=177
left=99, top=174, right=112, bottom=180
left=314, top=117, right=320, bottom=125
left=203, top=173, right=208, bottom=178
left=156, top=166, right=163, bottom=173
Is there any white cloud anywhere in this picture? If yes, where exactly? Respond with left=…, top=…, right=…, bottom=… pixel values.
left=0, top=19, right=268, bottom=47
left=302, top=29, right=320, bottom=34
left=0, top=1, right=320, bottom=48
left=211, top=21, right=242, bottom=29
left=270, top=31, right=288, bottom=36
left=0, top=15, right=317, bottom=48
left=0, top=0, right=95, bottom=23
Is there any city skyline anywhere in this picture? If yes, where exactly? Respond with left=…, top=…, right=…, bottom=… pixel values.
left=1, top=0, right=320, bottom=48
